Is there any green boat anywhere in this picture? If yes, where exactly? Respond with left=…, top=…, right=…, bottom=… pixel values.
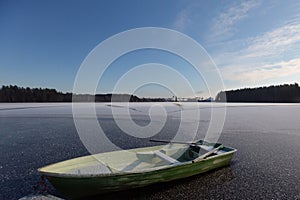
left=38, top=140, right=237, bottom=199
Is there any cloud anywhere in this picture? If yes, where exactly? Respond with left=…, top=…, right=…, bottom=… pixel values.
left=243, top=23, right=300, bottom=58
left=213, top=21, right=300, bottom=84
left=214, top=22, right=300, bottom=65
left=171, top=1, right=300, bottom=87
left=172, top=1, right=260, bottom=39
left=173, top=9, right=192, bottom=31
left=209, top=0, right=260, bottom=41
left=221, top=58, right=300, bottom=83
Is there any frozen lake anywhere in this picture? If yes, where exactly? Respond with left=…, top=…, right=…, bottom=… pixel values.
left=0, top=103, right=299, bottom=199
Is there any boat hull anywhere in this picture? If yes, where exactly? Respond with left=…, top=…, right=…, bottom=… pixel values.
left=44, top=151, right=235, bottom=199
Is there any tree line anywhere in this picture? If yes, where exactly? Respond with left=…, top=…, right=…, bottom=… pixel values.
left=2, top=84, right=300, bottom=103
left=0, top=85, right=72, bottom=102
left=215, top=83, right=300, bottom=103
left=0, top=85, right=164, bottom=102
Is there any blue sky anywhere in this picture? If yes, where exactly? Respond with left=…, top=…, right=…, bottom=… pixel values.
left=0, top=0, right=299, bottom=98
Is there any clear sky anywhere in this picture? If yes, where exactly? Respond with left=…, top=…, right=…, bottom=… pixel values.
left=0, top=0, right=299, bottom=98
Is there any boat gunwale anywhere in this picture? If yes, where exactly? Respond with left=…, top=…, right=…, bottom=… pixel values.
left=38, top=148, right=237, bottom=178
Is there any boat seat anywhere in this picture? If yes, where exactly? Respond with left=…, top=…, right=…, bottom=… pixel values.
left=154, top=150, right=179, bottom=164
left=136, top=150, right=179, bottom=165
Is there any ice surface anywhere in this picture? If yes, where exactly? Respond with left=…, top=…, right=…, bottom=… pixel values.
left=1, top=102, right=300, bottom=199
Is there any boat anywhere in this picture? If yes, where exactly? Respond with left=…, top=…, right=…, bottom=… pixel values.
left=38, top=140, right=237, bottom=199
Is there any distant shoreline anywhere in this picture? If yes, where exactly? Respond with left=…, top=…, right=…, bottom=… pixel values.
left=1, top=83, right=300, bottom=103
left=215, top=83, right=300, bottom=103
left=0, top=85, right=163, bottom=103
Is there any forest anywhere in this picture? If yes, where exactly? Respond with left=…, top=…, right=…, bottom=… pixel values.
left=0, top=85, right=72, bottom=102
left=215, top=83, right=300, bottom=103
left=0, top=85, right=162, bottom=102
left=1, top=83, right=300, bottom=103
left=0, top=85, right=143, bottom=102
